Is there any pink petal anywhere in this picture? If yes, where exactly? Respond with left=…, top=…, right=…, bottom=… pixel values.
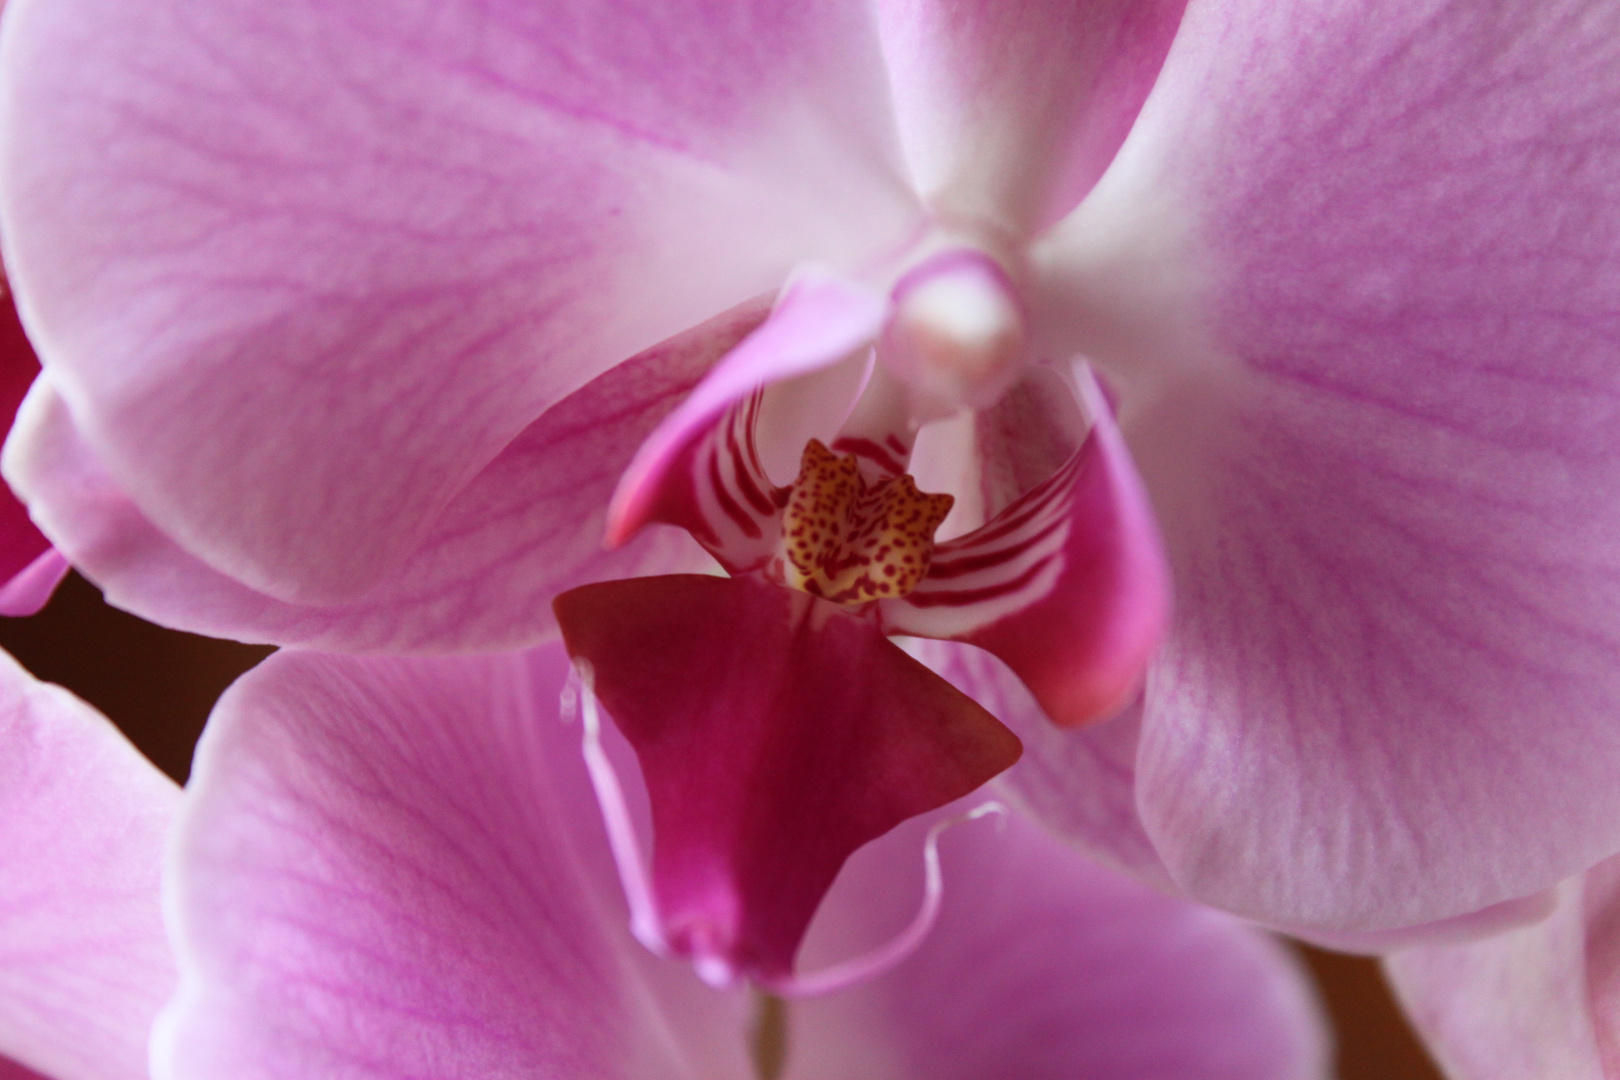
left=552, top=573, right=1021, bottom=983
left=157, top=645, right=754, bottom=1079
left=792, top=804, right=1328, bottom=1080
left=0, top=549, right=69, bottom=618
left=876, top=0, right=1188, bottom=237
left=606, top=269, right=886, bottom=561
left=1292, top=891, right=1560, bottom=956
left=0, top=648, right=177, bottom=1080
left=5, top=304, right=753, bottom=650
left=0, top=1060, right=49, bottom=1080
left=0, top=0, right=919, bottom=606
left=884, top=367, right=1169, bottom=728
left=1386, top=870, right=1614, bottom=1080
left=1589, top=860, right=1620, bottom=1075
left=1039, top=0, right=1620, bottom=929
left=0, top=292, right=52, bottom=598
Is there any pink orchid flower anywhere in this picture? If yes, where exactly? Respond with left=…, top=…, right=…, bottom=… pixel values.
left=0, top=641, right=1329, bottom=1079
left=3, top=0, right=1618, bottom=956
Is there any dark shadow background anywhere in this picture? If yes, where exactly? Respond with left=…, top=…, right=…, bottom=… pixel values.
left=0, top=571, right=1442, bottom=1080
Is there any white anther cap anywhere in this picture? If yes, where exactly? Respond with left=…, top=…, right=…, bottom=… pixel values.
left=881, top=249, right=1027, bottom=412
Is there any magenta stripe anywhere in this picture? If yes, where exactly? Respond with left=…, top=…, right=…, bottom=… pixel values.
left=902, top=556, right=1055, bottom=609
left=743, top=392, right=770, bottom=480
left=831, top=436, right=906, bottom=476
left=726, top=412, right=777, bottom=516
left=925, top=517, right=1066, bottom=579
left=707, top=447, right=763, bottom=539
left=936, top=456, right=1078, bottom=553
left=937, top=489, right=1056, bottom=552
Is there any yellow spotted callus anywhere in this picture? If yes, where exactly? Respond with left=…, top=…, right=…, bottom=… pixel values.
left=778, top=440, right=954, bottom=605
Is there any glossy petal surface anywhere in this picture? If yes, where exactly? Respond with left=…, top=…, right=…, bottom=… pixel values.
left=1041, top=0, right=1620, bottom=930
left=877, top=0, right=1188, bottom=236
left=4, top=304, right=757, bottom=649
left=0, top=0, right=918, bottom=605
left=0, top=648, right=177, bottom=1080
left=554, top=574, right=1020, bottom=982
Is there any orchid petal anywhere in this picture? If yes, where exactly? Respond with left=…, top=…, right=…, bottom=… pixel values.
left=792, top=805, right=1328, bottom=1080
left=0, top=291, right=52, bottom=603
left=884, top=366, right=1169, bottom=727
left=876, top=0, right=1189, bottom=237
left=1292, top=891, right=1560, bottom=956
left=553, top=573, right=1021, bottom=984
left=0, top=1060, right=47, bottom=1080
left=1036, top=0, right=1620, bottom=929
left=0, top=548, right=68, bottom=617
left=1386, top=872, right=1611, bottom=1080
left=607, top=270, right=885, bottom=565
left=0, top=647, right=177, bottom=1080
left=0, top=0, right=920, bottom=606
left=5, top=308, right=748, bottom=650
left=156, top=645, right=758, bottom=1079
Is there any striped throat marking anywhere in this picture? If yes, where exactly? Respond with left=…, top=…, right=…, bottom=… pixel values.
left=779, top=440, right=953, bottom=606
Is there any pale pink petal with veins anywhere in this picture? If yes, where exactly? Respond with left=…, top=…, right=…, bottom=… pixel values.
left=1037, top=0, right=1620, bottom=932
left=0, top=649, right=176, bottom=1080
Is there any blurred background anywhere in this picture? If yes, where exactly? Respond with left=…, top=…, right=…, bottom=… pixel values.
left=0, top=571, right=1444, bottom=1080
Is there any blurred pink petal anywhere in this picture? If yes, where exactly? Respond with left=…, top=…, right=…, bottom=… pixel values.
left=1036, top=0, right=1620, bottom=933
left=1385, top=859, right=1620, bottom=1080
left=0, top=648, right=177, bottom=1080
left=157, top=640, right=1328, bottom=1079
left=0, top=0, right=919, bottom=606
left=553, top=573, right=1019, bottom=984
left=0, top=548, right=68, bottom=618
left=797, top=803, right=1326, bottom=1080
